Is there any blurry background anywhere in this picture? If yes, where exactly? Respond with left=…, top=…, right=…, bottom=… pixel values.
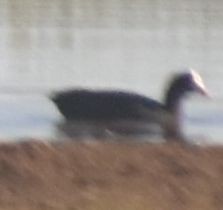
left=0, top=0, right=222, bottom=142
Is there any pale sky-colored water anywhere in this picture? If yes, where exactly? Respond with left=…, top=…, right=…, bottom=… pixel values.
left=0, top=0, right=222, bottom=143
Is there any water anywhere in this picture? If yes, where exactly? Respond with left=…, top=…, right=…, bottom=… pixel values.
left=0, top=90, right=222, bottom=144
left=183, top=99, right=223, bottom=144
left=0, top=0, right=222, bottom=143
left=0, top=95, right=60, bottom=141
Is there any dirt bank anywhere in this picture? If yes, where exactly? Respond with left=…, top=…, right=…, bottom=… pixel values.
left=0, top=140, right=222, bottom=210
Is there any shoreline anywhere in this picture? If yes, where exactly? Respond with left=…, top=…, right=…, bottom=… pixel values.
left=0, top=140, right=222, bottom=210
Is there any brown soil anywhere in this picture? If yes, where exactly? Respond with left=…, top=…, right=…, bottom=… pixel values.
left=0, top=140, right=222, bottom=210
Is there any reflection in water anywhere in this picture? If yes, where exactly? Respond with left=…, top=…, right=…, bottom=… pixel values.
left=56, top=120, right=163, bottom=141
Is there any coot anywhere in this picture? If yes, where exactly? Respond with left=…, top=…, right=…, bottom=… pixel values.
left=51, top=69, right=209, bottom=141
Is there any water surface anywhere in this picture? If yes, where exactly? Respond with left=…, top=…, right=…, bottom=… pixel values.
left=0, top=0, right=222, bottom=143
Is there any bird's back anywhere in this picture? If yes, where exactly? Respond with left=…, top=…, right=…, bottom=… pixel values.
left=51, top=89, right=163, bottom=121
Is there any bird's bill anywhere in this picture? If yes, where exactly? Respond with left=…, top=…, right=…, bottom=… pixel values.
left=191, top=70, right=210, bottom=97
left=197, top=86, right=211, bottom=97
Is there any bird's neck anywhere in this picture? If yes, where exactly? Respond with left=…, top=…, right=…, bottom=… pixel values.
left=162, top=86, right=187, bottom=140
left=164, top=86, right=185, bottom=114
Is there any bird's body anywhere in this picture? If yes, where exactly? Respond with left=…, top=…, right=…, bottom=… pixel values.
left=51, top=69, right=208, bottom=141
left=52, top=90, right=163, bottom=121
